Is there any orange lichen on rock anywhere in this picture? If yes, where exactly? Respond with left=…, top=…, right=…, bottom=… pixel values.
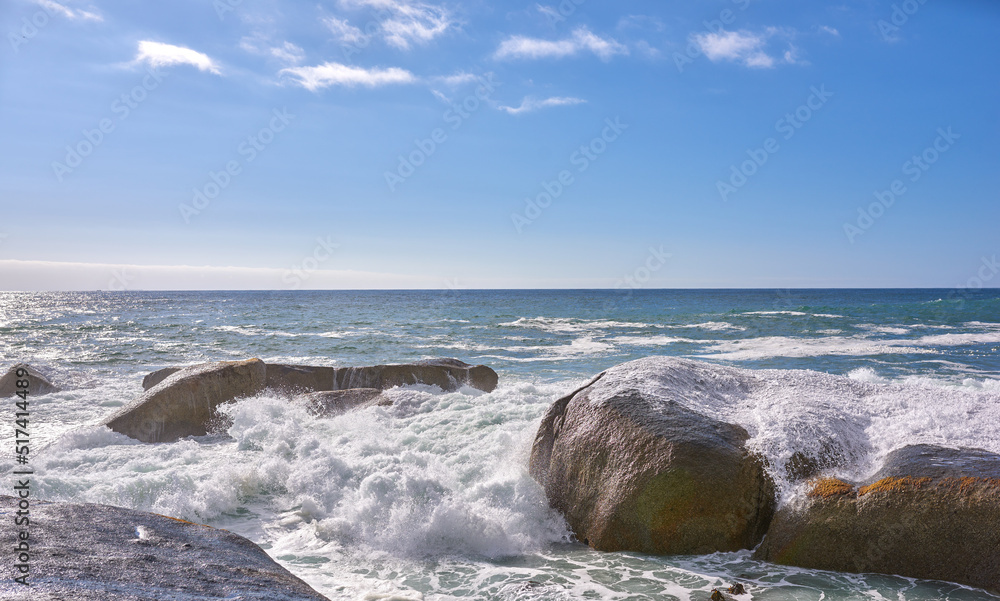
left=858, top=476, right=932, bottom=496
left=153, top=513, right=213, bottom=528
left=935, top=477, right=1000, bottom=495
left=808, top=478, right=855, bottom=499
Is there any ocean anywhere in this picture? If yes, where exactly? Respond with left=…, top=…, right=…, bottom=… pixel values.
left=2, top=289, right=999, bottom=600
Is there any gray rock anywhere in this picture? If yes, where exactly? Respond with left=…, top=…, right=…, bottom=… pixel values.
left=0, top=495, right=330, bottom=600
left=755, top=444, right=1000, bottom=593
left=266, top=364, right=335, bottom=393
left=103, top=359, right=266, bottom=443
left=331, top=358, right=498, bottom=393
left=304, top=388, right=390, bottom=416
left=141, top=367, right=182, bottom=391
left=0, top=363, right=59, bottom=397
left=529, top=357, right=776, bottom=555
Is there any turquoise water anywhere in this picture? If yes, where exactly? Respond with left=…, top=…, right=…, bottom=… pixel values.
left=1, top=290, right=998, bottom=600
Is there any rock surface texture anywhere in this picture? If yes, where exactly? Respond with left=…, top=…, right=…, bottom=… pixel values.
left=529, top=357, right=776, bottom=555
left=755, top=444, right=1000, bottom=593
left=0, top=496, right=330, bottom=600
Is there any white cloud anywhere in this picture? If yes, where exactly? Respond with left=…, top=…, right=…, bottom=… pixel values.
left=239, top=34, right=304, bottom=65
left=435, top=71, right=478, bottom=87
left=494, top=27, right=628, bottom=61
left=35, top=0, right=102, bottom=21
left=498, top=96, right=586, bottom=115
left=324, top=17, right=366, bottom=45
left=692, top=29, right=800, bottom=69
left=819, top=25, right=840, bottom=37
left=280, top=61, right=415, bottom=91
left=270, top=41, right=305, bottom=64
left=134, top=41, right=221, bottom=75
left=338, top=0, right=454, bottom=50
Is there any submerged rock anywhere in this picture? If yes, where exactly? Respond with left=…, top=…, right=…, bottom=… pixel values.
left=755, top=444, right=1000, bottom=593
left=104, top=359, right=267, bottom=443
left=0, top=363, right=60, bottom=397
left=331, top=358, right=498, bottom=393
left=304, top=388, right=390, bottom=416
left=529, top=357, right=776, bottom=555
left=0, top=495, right=330, bottom=600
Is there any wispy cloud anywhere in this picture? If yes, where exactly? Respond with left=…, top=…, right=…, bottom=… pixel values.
left=324, top=17, right=366, bottom=44
left=819, top=25, right=840, bottom=37
left=434, top=71, right=478, bottom=87
left=498, top=96, right=586, bottom=115
left=269, top=41, right=305, bottom=64
left=692, top=28, right=799, bottom=69
left=280, top=61, right=416, bottom=91
left=134, top=41, right=221, bottom=74
left=239, top=33, right=305, bottom=65
left=339, top=0, right=454, bottom=50
left=35, top=0, right=102, bottom=21
left=495, top=27, right=628, bottom=61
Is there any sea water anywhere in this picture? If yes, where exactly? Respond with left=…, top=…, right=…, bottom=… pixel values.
left=1, top=289, right=999, bottom=600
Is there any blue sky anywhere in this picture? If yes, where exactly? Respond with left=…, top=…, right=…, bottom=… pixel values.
left=1, top=0, right=998, bottom=290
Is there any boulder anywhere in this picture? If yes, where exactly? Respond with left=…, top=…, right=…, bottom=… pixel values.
left=0, top=495, right=330, bottom=600
left=0, top=363, right=59, bottom=397
left=103, top=359, right=266, bottom=443
left=141, top=367, right=182, bottom=391
left=266, top=364, right=335, bottom=393
left=304, top=388, right=391, bottom=416
left=529, top=357, right=776, bottom=555
left=755, top=444, right=1000, bottom=593
left=331, top=358, right=498, bottom=393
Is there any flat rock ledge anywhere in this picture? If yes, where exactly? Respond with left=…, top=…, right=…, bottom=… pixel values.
left=0, top=495, right=330, bottom=601
left=755, top=444, right=1000, bottom=594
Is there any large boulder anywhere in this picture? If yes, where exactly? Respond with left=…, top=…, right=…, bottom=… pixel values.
left=0, top=363, right=59, bottom=397
left=0, top=495, right=330, bottom=600
left=755, top=444, right=1000, bottom=593
left=104, top=359, right=266, bottom=443
left=529, top=357, right=776, bottom=555
left=331, top=358, right=498, bottom=393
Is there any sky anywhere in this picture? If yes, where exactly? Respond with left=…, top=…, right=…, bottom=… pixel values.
left=0, top=0, right=998, bottom=290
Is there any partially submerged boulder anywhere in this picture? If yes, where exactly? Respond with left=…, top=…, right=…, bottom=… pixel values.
left=0, top=363, right=59, bottom=397
left=331, top=358, right=498, bottom=393
left=104, top=359, right=266, bottom=443
left=529, top=357, right=776, bottom=555
left=755, top=444, right=1000, bottom=593
left=0, top=495, right=330, bottom=600
left=304, top=388, right=390, bottom=416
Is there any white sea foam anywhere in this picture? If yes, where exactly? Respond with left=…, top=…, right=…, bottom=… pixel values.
left=499, top=317, right=652, bottom=333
